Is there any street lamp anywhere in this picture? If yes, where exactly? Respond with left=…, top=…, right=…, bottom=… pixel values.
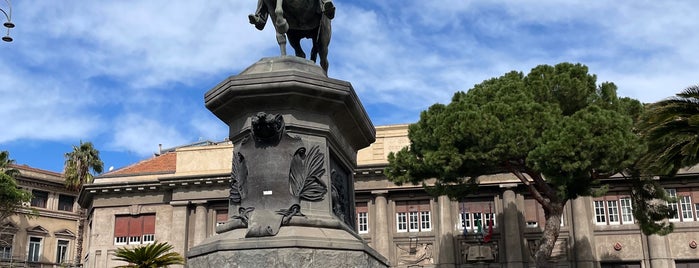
left=1, top=0, right=14, bottom=42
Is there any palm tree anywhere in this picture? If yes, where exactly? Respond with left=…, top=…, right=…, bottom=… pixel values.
left=639, top=85, right=699, bottom=175
left=63, top=141, right=103, bottom=267
left=0, top=151, right=32, bottom=240
left=113, top=241, right=185, bottom=268
left=0, top=150, right=20, bottom=178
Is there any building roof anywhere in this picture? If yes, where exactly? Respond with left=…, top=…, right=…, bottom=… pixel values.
left=101, top=152, right=177, bottom=177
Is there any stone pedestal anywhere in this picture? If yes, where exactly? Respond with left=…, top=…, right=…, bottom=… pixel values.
left=187, top=56, right=388, bottom=267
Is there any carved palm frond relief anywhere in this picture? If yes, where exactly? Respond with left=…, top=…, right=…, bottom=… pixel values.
left=230, top=152, right=248, bottom=203
left=289, top=145, right=327, bottom=201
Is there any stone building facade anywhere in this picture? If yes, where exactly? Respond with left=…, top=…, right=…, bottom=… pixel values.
left=1, top=165, right=80, bottom=268
left=78, top=125, right=699, bottom=268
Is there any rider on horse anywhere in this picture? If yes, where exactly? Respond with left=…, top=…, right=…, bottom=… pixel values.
left=248, top=0, right=335, bottom=30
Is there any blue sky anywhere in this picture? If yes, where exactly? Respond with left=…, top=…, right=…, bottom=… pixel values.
left=1, top=1, right=697, bottom=173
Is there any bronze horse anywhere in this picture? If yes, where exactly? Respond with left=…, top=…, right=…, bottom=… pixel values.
left=255, top=0, right=331, bottom=72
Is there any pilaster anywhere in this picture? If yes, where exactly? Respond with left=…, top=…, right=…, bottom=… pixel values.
left=437, top=195, right=456, bottom=267
left=372, top=190, right=391, bottom=259
left=169, top=201, right=190, bottom=257
left=571, top=196, right=598, bottom=268
left=192, top=201, right=208, bottom=245
left=648, top=234, right=675, bottom=268
left=502, top=188, right=525, bottom=268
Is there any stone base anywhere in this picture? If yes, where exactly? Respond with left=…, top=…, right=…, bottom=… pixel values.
left=187, top=226, right=388, bottom=268
left=188, top=247, right=386, bottom=268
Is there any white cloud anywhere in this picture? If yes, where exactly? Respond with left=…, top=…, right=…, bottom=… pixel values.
left=1, top=0, right=698, bottom=165
left=108, top=113, right=188, bottom=156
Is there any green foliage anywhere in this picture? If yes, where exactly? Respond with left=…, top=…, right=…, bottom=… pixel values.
left=529, top=105, right=643, bottom=200
left=385, top=62, right=646, bottom=264
left=638, top=85, right=699, bottom=176
left=0, top=151, right=33, bottom=223
left=386, top=63, right=643, bottom=200
left=113, top=241, right=185, bottom=268
left=63, top=141, right=104, bottom=190
left=628, top=174, right=675, bottom=235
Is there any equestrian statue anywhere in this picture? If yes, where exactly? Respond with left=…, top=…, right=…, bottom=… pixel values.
left=249, top=0, right=334, bottom=73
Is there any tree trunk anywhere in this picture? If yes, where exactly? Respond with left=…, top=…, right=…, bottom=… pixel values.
left=534, top=201, right=565, bottom=267
left=74, top=207, right=86, bottom=267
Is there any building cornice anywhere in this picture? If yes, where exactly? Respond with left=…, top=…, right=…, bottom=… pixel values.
left=78, top=173, right=231, bottom=207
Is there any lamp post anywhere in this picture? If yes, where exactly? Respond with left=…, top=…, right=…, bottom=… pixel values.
left=1, top=0, right=14, bottom=42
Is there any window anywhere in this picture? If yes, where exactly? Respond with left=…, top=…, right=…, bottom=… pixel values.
left=620, top=198, right=634, bottom=224
left=395, top=200, right=431, bottom=233
left=458, top=201, right=496, bottom=233
left=0, top=233, right=13, bottom=260
left=58, top=195, right=75, bottom=212
left=594, top=195, right=636, bottom=225
left=396, top=213, right=407, bottom=232
left=356, top=203, right=368, bottom=234
left=594, top=200, right=606, bottom=224
left=607, top=200, right=620, bottom=224
left=27, top=237, right=42, bottom=262
left=56, top=240, right=69, bottom=264
left=459, top=212, right=471, bottom=229
left=31, top=190, right=48, bottom=208
left=408, top=212, right=419, bottom=232
left=114, top=214, right=155, bottom=245
left=216, top=209, right=228, bottom=227
left=680, top=195, right=694, bottom=221
left=420, top=211, right=431, bottom=231
left=667, top=189, right=679, bottom=221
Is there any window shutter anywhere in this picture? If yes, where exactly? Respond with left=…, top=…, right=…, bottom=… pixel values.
left=524, top=199, right=539, bottom=224
left=129, top=216, right=143, bottom=237
left=356, top=203, right=368, bottom=213
left=395, top=201, right=408, bottom=213
left=114, top=216, right=129, bottom=237
left=142, top=214, right=156, bottom=235
left=418, top=200, right=430, bottom=212
left=216, top=210, right=228, bottom=223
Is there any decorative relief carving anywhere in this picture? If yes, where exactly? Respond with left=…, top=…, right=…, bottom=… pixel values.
left=222, top=112, right=330, bottom=237
left=251, top=112, right=284, bottom=145
left=288, top=145, right=327, bottom=202
left=460, top=241, right=498, bottom=262
left=331, top=169, right=347, bottom=224
left=230, top=152, right=247, bottom=204
left=397, top=243, right=433, bottom=265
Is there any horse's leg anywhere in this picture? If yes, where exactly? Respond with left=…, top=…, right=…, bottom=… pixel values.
left=275, top=0, right=288, bottom=34
left=266, top=1, right=286, bottom=56
left=288, top=32, right=306, bottom=58
left=310, top=37, right=318, bottom=63
left=277, top=32, right=287, bottom=56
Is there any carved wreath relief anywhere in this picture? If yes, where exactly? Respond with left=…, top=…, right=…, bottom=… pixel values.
left=223, top=112, right=328, bottom=237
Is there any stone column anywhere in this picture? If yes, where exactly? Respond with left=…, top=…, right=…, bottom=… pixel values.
left=502, top=188, right=525, bottom=268
left=170, top=201, right=190, bottom=256
left=192, top=202, right=208, bottom=246
left=571, top=196, right=598, bottom=268
left=437, top=195, right=456, bottom=267
left=647, top=234, right=674, bottom=267
left=372, top=190, right=391, bottom=259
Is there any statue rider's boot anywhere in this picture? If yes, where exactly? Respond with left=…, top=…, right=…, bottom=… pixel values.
left=323, top=2, right=335, bottom=19
left=248, top=14, right=266, bottom=30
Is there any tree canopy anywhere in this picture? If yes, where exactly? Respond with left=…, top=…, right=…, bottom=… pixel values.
left=64, top=141, right=104, bottom=190
left=0, top=151, right=33, bottom=224
left=386, top=63, right=645, bottom=265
